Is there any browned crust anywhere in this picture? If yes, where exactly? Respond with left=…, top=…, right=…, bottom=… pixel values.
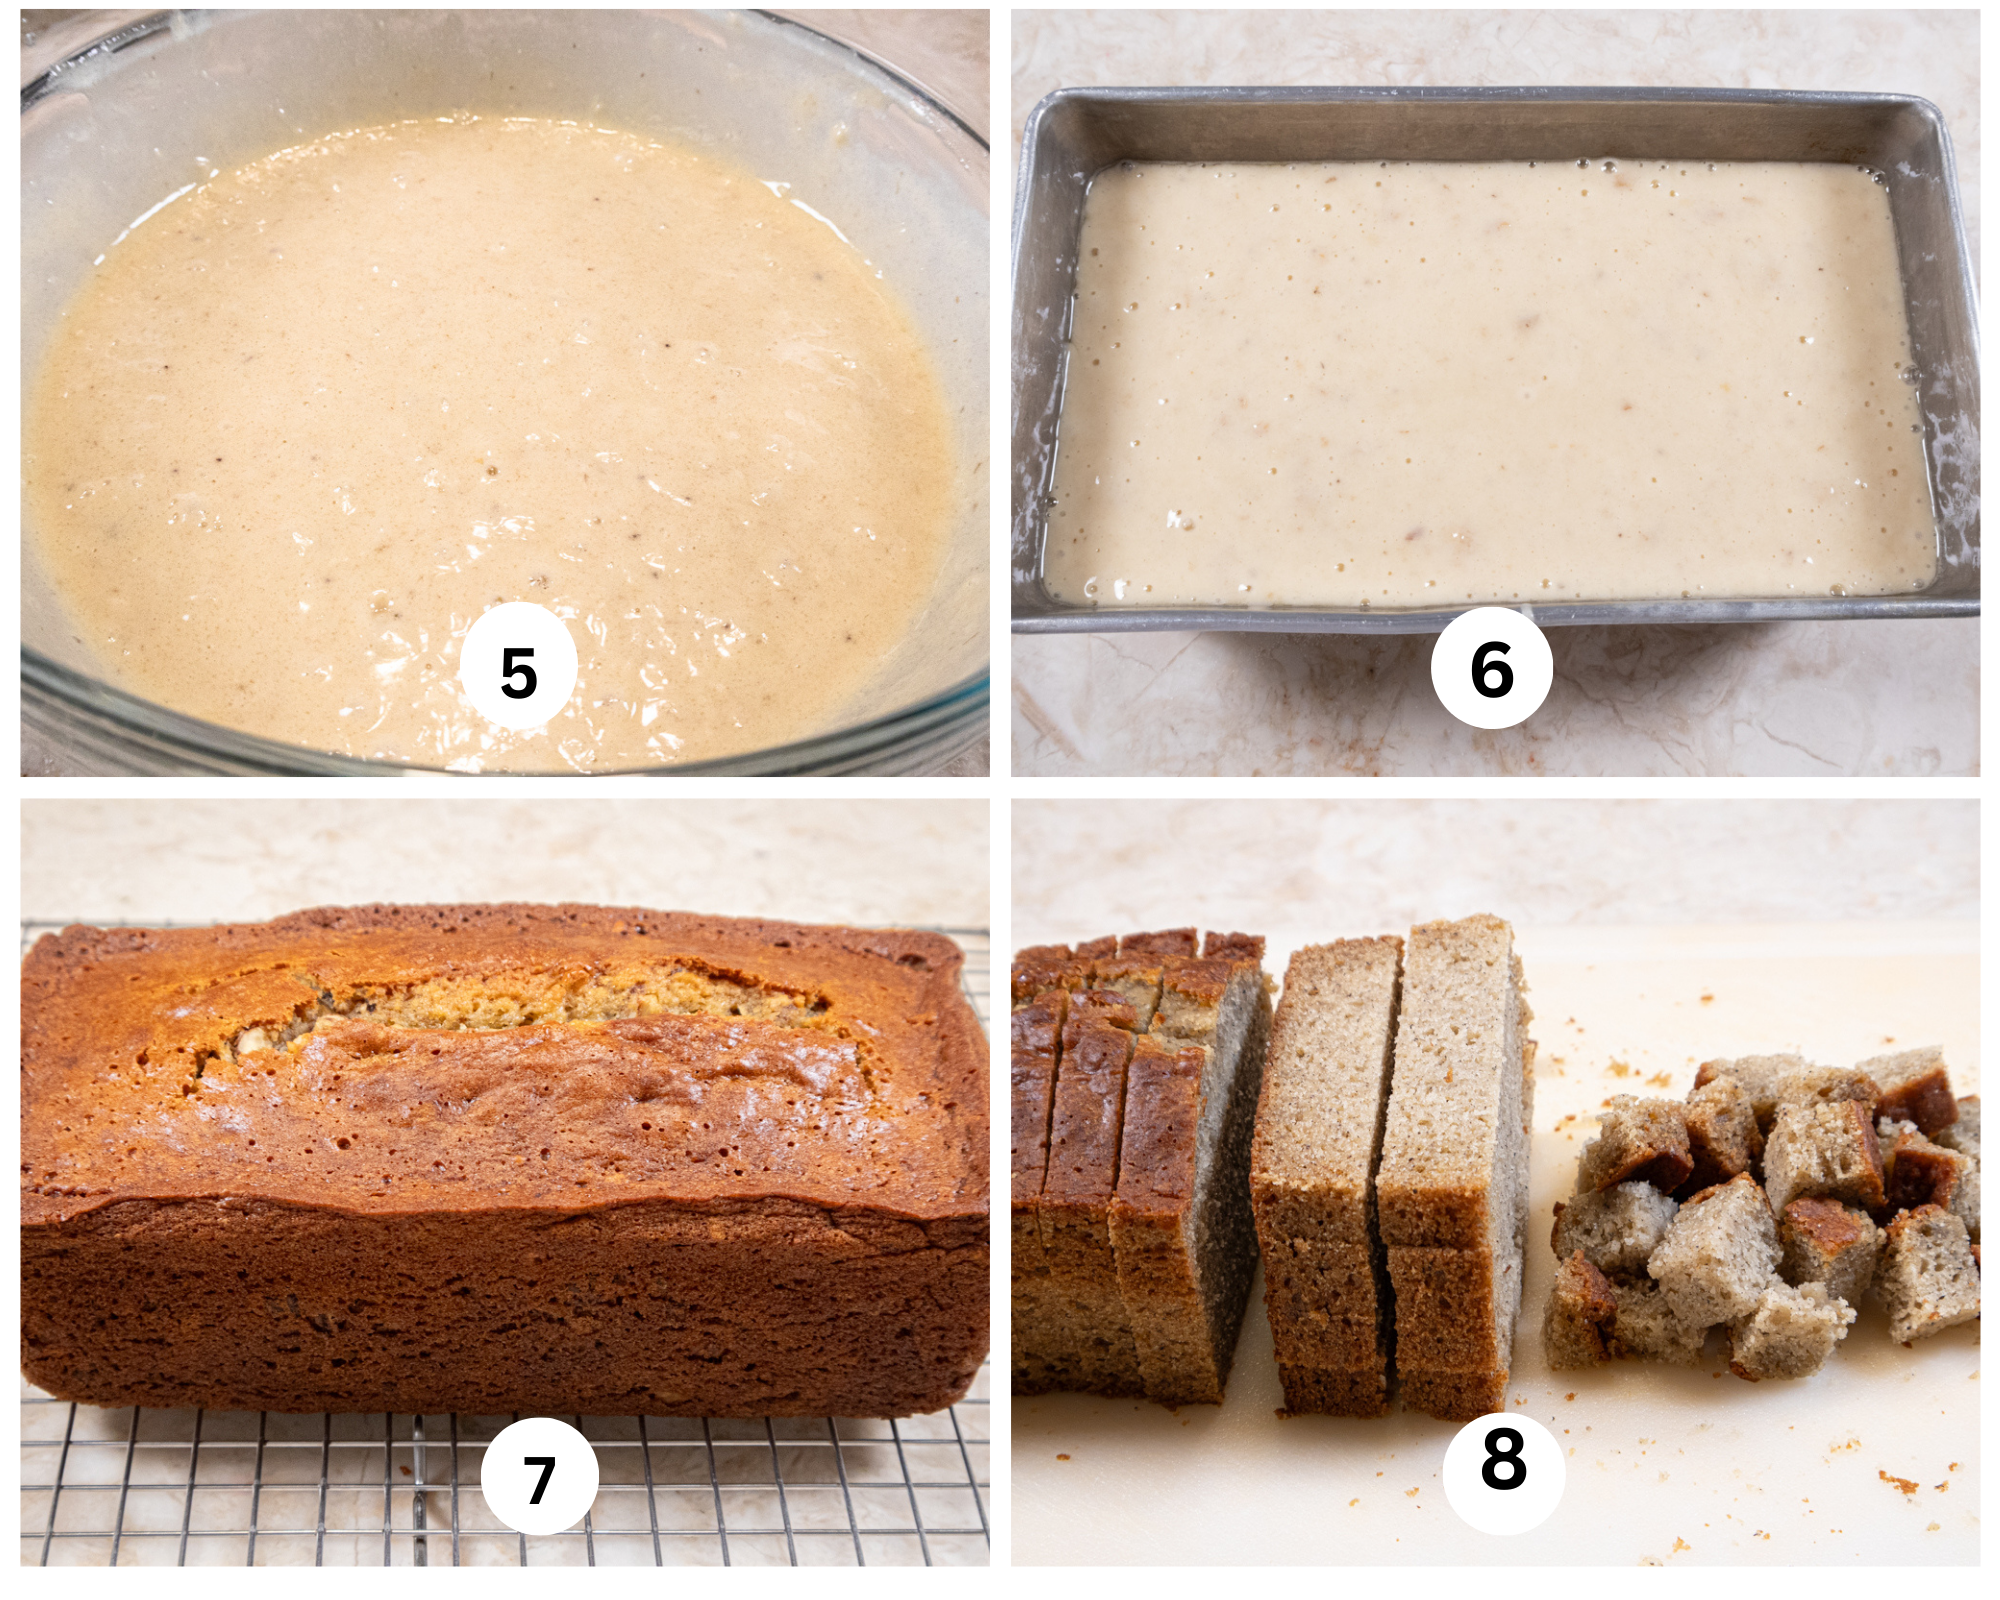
left=1883, top=1132, right=1965, bottom=1215
left=1110, top=1037, right=1205, bottom=1224
left=1879, top=1069, right=1959, bottom=1138
left=23, top=905, right=986, bottom=1231
left=1120, top=928, right=1199, bottom=957
left=1399, top=1365, right=1507, bottom=1424
left=1277, top=1362, right=1390, bottom=1418
left=1202, top=932, right=1267, bottom=962
left=1781, top=1195, right=1868, bottom=1252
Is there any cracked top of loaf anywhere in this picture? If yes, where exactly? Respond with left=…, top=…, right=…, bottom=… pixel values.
left=22, top=903, right=988, bottom=1228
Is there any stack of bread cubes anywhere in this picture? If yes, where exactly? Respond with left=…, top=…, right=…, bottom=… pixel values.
left=1546, top=1048, right=1980, bottom=1380
left=1013, top=914, right=1535, bottom=1424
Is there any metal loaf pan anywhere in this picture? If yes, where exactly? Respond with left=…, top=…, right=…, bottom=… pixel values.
left=1011, top=87, right=1980, bottom=634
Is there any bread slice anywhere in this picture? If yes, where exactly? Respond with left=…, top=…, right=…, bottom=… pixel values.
left=1249, top=937, right=1403, bottom=1417
left=1038, top=993, right=1145, bottom=1396
left=1113, top=943, right=1272, bottom=1404
left=1011, top=930, right=1271, bottom=1405
left=1376, top=915, right=1535, bottom=1422
left=1010, top=989, right=1069, bottom=1392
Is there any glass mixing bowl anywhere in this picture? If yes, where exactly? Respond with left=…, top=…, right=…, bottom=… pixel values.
left=22, top=9, right=989, bottom=774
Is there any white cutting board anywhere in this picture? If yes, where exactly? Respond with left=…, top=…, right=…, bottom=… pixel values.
left=1012, top=922, right=1979, bottom=1565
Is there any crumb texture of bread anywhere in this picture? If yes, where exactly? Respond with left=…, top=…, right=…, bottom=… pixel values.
left=1875, top=1205, right=1981, bottom=1343
left=1727, top=1281, right=1854, bottom=1381
left=1608, top=1278, right=1709, bottom=1367
left=1250, top=938, right=1402, bottom=1416
left=21, top=905, right=989, bottom=1418
left=1646, top=1173, right=1780, bottom=1327
left=1763, top=1099, right=1886, bottom=1212
left=1778, top=1198, right=1881, bottom=1308
left=1695, top=1054, right=1808, bottom=1134
left=1377, top=915, right=1533, bottom=1422
left=1551, top=1183, right=1679, bottom=1277
left=1544, top=1250, right=1616, bottom=1369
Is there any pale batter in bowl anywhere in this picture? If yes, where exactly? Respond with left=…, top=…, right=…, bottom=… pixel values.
left=26, top=114, right=953, bottom=770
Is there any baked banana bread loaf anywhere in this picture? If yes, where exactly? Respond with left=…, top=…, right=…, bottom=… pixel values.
left=22, top=904, right=988, bottom=1418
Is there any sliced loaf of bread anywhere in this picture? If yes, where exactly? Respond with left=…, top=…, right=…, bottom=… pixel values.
left=1010, top=988, right=1069, bottom=1393
left=1113, top=937, right=1272, bottom=1404
left=1249, top=937, right=1404, bottom=1417
left=1376, top=915, right=1535, bottom=1422
left=1039, top=993, right=1146, bottom=1397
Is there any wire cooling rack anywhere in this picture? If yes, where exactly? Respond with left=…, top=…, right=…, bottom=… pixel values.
left=20, top=921, right=991, bottom=1567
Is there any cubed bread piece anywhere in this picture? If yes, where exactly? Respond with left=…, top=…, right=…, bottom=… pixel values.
left=1954, top=1164, right=1980, bottom=1245
left=1935, top=1095, right=1980, bottom=1160
left=1250, top=937, right=1402, bottom=1417
left=1681, top=1075, right=1764, bottom=1194
left=1875, top=1205, right=1981, bottom=1343
left=1551, top=1183, right=1679, bottom=1278
left=1727, top=1282, right=1854, bottom=1381
left=1883, top=1127, right=1971, bottom=1217
left=1011, top=989, right=1069, bottom=1392
left=1763, top=1099, right=1885, bottom=1212
left=1779, top=1198, right=1881, bottom=1307
left=1576, top=1096, right=1693, bottom=1193
left=1544, top=1251, right=1617, bottom=1369
left=1694, top=1054, right=1810, bottom=1133
left=1647, top=1172, right=1780, bottom=1326
left=1776, top=1064, right=1881, bottom=1113
left=1860, top=1046, right=1958, bottom=1137
left=1608, top=1278, right=1708, bottom=1367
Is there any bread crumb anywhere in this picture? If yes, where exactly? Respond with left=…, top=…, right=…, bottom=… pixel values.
left=1056, top=1453, right=1070, bottom=1461
left=1608, top=1060, right=1633, bottom=1078
left=1564, top=1392, right=1576, bottom=1401
left=1405, top=1487, right=1419, bottom=1497
left=1880, top=1471, right=1918, bottom=1495
left=1949, top=1462, right=1960, bottom=1471
left=1700, top=993, right=1714, bottom=1004
left=1831, top=1438, right=1860, bottom=1452
left=1349, top=1498, right=1359, bottom=1507
left=1928, top=1522, right=1941, bottom=1532
left=1934, top=1481, right=1949, bottom=1492
left=1671, top=1537, right=1690, bottom=1554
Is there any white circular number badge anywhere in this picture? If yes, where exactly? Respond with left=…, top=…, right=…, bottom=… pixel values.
left=458, top=601, right=579, bottom=731
left=1441, top=1413, right=1564, bottom=1536
left=479, top=1417, right=600, bottom=1536
left=1430, top=606, right=1554, bottom=730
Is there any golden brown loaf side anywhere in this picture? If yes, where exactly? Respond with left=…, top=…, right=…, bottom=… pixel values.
left=22, top=904, right=988, bottom=1418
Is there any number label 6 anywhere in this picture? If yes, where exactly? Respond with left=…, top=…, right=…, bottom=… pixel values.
left=1431, top=607, right=1553, bottom=730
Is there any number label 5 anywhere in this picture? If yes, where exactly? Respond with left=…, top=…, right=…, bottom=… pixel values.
left=1431, top=607, right=1553, bottom=730
left=1441, top=1413, right=1563, bottom=1535
left=501, top=646, right=539, bottom=701
left=459, top=602, right=578, bottom=731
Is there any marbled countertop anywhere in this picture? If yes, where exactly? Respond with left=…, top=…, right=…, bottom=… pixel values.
left=1011, top=9, right=1979, bottom=776
left=23, top=797, right=990, bottom=929
left=1013, top=795, right=1977, bottom=935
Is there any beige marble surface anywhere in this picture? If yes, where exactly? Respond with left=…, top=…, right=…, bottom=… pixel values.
left=23, top=798, right=989, bottom=928
left=1011, top=10, right=1979, bottom=776
left=1013, top=797, right=1976, bottom=936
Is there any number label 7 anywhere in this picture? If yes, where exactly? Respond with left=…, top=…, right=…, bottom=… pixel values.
left=525, top=1455, right=557, bottom=1506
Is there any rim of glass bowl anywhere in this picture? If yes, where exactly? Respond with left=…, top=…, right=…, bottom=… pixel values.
left=20, top=9, right=990, bottom=777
